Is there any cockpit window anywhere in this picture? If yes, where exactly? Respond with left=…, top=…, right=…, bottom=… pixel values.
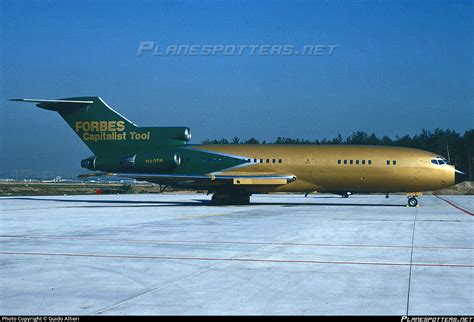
left=431, top=157, right=448, bottom=165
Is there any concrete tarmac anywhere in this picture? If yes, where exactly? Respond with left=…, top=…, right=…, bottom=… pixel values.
left=0, top=194, right=472, bottom=315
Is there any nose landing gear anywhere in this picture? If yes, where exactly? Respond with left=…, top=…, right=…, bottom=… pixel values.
left=406, top=193, right=422, bottom=207
left=407, top=196, right=418, bottom=207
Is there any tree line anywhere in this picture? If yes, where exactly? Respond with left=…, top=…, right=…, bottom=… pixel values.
left=202, top=128, right=474, bottom=181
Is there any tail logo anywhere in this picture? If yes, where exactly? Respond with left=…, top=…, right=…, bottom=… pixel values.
left=75, top=121, right=126, bottom=132
left=75, top=121, right=150, bottom=143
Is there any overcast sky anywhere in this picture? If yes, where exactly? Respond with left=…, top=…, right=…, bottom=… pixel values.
left=1, top=0, right=473, bottom=175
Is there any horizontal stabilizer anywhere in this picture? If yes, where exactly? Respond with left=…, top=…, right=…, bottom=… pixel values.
left=10, top=98, right=93, bottom=111
left=10, top=98, right=94, bottom=104
left=10, top=96, right=190, bottom=152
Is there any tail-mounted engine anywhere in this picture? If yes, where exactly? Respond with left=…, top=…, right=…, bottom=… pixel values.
left=81, top=151, right=182, bottom=172
left=120, top=152, right=182, bottom=171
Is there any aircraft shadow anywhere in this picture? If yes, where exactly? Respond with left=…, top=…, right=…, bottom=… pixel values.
left=4, top=197, right=405, bottom=208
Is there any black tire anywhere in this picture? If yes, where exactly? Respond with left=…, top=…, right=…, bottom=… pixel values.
left=211, top=193, right=250, bottom=205
left=408, top=197, right=418, bottom=207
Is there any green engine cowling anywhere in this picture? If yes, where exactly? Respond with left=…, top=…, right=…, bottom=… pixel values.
left=81, top=151, right=182, bottom=173
left=121, top=152, right=182, bottom=172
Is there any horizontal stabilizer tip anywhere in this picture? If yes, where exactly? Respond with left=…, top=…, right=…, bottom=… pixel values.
left=9, top=98, right=94, bottom=104
left=10, top=98, right=94, bottom=111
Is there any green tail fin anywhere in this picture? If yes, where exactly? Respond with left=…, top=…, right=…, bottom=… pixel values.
left=10, top=97, right=191, bottom=156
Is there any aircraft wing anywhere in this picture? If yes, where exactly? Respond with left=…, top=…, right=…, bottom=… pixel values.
left=79, top=172, right=296, bottom=186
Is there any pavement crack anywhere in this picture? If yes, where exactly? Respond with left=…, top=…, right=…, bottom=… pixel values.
left=406, top=206, right=418, bottom=315
left=93, top=262, right=221, bottom=315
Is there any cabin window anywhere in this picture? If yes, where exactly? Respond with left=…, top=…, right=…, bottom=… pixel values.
left=350, top=160, right=353, bottom=165
left=344, top=160, right=347, bottom=164
left=279, top=159, right=282, bottom=163
left=393, top=160, right=397, bottom=165
left=254, top=159, right=257, bottom=163
left=266, top=159, right=270, bottom=163
left=386, top=160, right=390, bottom=165
left=362, top=160, right=366, bottom=165
left=338, top=160, right=341, bottom=164
left=368, top=160, right=372, bottom=165
left=356, top=160, right=359, bottom=165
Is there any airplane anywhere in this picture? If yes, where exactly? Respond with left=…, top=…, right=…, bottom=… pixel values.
left=11, top=97, right=466, bottom=206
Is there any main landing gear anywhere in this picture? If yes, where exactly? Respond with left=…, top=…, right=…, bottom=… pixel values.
left=211, top=192, right=251, bottom=205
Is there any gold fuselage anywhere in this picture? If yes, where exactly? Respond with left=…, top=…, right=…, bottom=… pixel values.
left=195, top=145, right=455, bottom=193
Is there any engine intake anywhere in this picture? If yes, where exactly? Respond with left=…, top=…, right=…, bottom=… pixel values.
left=183, top=128, right=192, bottom=141
left=174, top=127, right=191, bottom=141
left=121, top=155, right=136, bottom=168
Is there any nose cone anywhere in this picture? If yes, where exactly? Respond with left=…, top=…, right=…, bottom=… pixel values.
left=455, top=170, right=467, bottom=184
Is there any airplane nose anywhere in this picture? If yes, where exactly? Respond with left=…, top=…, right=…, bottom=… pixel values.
left=455, top=170, right=467, bottom=184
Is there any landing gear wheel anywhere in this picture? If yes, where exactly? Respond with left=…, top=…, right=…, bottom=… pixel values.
left=211, top=194, right=223, bottom=205
left=341, top=193, right=349, bottom=198
left=407, top=197, right=418, bottom=207
left=211, top=192, right=251, bottom=205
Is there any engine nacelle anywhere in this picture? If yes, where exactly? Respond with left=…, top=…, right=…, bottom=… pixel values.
left=172, top=127, right=191, bottom=141
left=81, top=155, right=121, bottom=171
left=121, top=152, right=181, bottom=172
left=182, top=127, right=192, bottom=141
left=82, top=151, right=182, bottom=173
